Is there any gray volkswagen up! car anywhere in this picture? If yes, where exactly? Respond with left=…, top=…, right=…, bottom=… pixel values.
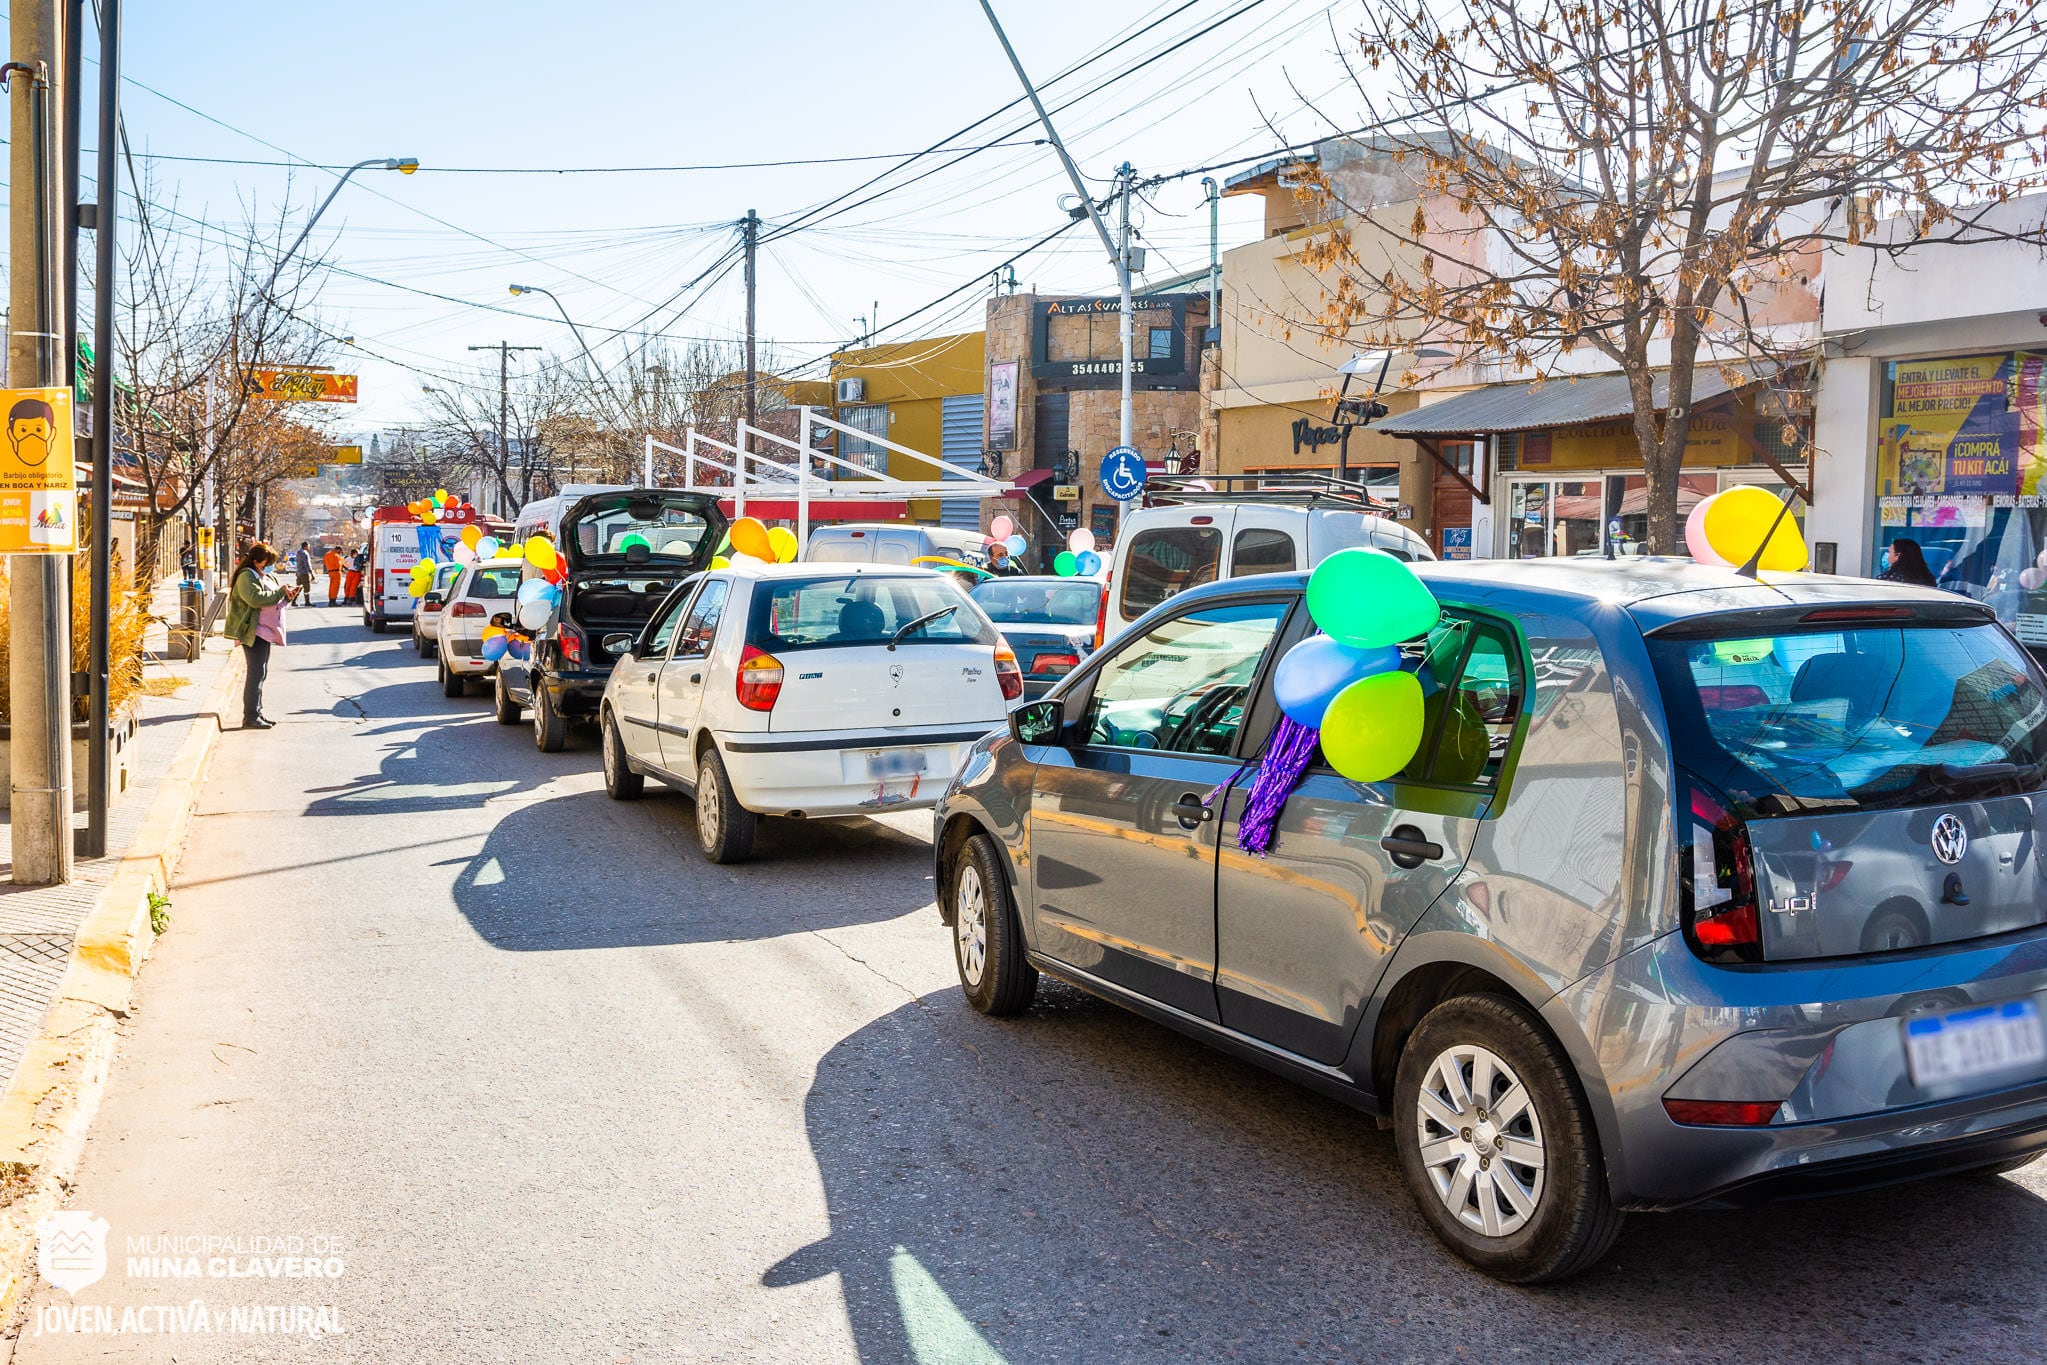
left=932, top=557, right=2047, bottom=1281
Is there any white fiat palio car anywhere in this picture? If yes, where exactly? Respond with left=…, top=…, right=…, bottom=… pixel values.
left=596, top=561, right=1021, bottom=863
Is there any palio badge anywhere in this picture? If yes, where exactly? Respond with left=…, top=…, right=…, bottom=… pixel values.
left=0, top=387, right=77, bottom=554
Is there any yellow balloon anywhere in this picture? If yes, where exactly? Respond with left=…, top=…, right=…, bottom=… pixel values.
left=435, top=488, right=449, bottom=503
left=766, top=525, right=800, bottom=563
left=729, top=516, right=773, bottom=561
left=1319, top=670, right=1426, bottom=784
left=461, top=525, right=483, bottom=549
left=420, top=510, right=438, bottom=525
left=524, top=536, right=558, bottom=571
left=1702, top=485, right=1808, bottom=572
left=711, top=555, right=732, bottom=570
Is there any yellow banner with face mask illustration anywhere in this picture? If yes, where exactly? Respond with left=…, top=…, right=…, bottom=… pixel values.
left=0, top=387, right=76, bottom=553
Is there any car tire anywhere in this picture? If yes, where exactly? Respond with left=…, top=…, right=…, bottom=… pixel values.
left=1393, top=993, right=1622, bottom=1284
left=949, top=832, right=1037, bottom=1016
left=601, top=709, right=644, bottom=801
left=369, top=616, right=385, bottom=635
left=533, top=682, right=568, bottom=753
left=693, top=747, right=756, bottom=864
left=493, top=670, right=522, bottom=726
left=440, top=658, right=465, bottom=698
left=414, top=630, right=430, bottom=657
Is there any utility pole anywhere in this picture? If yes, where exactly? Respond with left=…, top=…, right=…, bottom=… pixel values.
left=975, top=1, right=1136, bottom=527
left=741, top=209, right=759, bottom=457
left=1201, top=175, right=1220, bottom=344
left=8, top=0, right=73, bottom=884
left=470, top=342, right=539, bottom=509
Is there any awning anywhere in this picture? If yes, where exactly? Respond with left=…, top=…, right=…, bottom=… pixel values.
left=717, top=498, right=908, bottom=520
left=1375, top=365, right=1770, bottom=437
left=1010, top=469, right=1056, bottom=489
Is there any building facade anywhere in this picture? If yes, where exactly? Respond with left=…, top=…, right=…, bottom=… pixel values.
left=829, top=332, right=986, bottom=525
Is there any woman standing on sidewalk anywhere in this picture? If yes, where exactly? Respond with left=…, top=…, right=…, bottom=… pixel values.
left=224, top=541, right=298, bottom=730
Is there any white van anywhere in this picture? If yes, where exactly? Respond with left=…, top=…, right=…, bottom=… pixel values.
left=805, top=523, right=990, bottom=570
left=511, top=485, right=632, bottom=546
left=1102, top=495, right=1433, bottom=642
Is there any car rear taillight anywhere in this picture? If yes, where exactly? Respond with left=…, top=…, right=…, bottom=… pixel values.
left=1681, top=777, right=1763, bottom=964
left=1029, top=651, right=1081, bottom=677
left=1094, top=576, right=1111, bottom=651
left=737, top=645, right=784, bottom=711
left=994, top=645, right=1024, bottom=701
left=1662, top=1099, right=1780, bottom=1127
left=424, top=599, right=443, bottom=612
left=1816, top=859, right=1854, bottom=894
left=558, top=627, right=584, bottom=666
left=451, top=601, right=485, bottom=618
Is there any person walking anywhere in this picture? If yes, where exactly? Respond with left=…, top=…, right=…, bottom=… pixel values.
left=292, top=541, right=315, bottom=600
left=225, top=541, right=298, bottom=730
left=1880, top=537, right=1939, bottom=587
left=322, top=544, right=345, bottom=606
left=344, top=545, right=365, bottom=606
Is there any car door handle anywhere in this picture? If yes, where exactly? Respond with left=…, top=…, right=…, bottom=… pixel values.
left=1381, top=825, right=1444, bottom=868
left=1173, top=794, right=1213, bottom=829
left=689, top=673, right=701, bottom=684
left=643, top=671, right=656, bottom=683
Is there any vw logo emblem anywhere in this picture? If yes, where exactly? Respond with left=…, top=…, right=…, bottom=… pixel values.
left=1931, top=813, right=1969, bottom=866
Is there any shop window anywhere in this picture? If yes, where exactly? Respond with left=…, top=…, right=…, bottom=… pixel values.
left=1149, top=327, right=1174, bottom=360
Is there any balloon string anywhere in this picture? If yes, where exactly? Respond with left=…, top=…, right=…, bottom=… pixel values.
left=1235, top=714, right=1320, bottom=857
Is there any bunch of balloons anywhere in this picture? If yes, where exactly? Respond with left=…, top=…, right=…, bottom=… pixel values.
left=1054, top=526, right=1102, bottom=577
left=1685, top=485, right=1809, bottom=571
left=987, top=514, right=1031, bottom=563
left=516, top=576, right=562, bottom=630
left=480, top=624, right=510, bottom=662
left=406, top=560, right=438, bottom=598
left=725, top=517, right=800, bottom=565
left=407, top=489, right=464, bottom=527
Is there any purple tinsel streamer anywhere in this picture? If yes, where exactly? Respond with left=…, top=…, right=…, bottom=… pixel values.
left=1235, top=714, right=1320, bottom=857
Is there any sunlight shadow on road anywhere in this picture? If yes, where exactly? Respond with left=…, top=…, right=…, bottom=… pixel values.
left=767, top=984, right=2047, bottom=1362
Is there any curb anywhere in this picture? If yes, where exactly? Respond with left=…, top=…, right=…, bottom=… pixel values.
left=0, top=642, right=246, bottom=1326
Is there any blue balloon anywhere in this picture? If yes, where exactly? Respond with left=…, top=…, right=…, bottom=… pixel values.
left=1273, top=634, right=1401, bottom=729
left=480, top=634, right=509, bottom=662
left=1003, top=534, right=1028, bottom=556
left=1075, top=550, right=1102, bottom=575
left=517, top=579, right=549, bottom=605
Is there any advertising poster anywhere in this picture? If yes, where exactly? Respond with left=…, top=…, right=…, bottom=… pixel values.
left=0, top=387, right=76, bottom=554
left=987, top=361, right=1018, bottom=451
left=1441, top=526, right=1473, bottom=560
left=1881, top=354, right=2023, bottom=496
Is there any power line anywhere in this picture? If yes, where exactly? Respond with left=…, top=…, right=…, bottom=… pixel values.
left=113, top=142, right=1052, bottom=175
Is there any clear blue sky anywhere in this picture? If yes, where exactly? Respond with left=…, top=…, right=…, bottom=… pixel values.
left=85, top=1, right=1370, bottom=430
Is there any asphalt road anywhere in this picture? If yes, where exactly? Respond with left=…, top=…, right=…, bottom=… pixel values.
left=9, top=606, right=2047, bottom=1364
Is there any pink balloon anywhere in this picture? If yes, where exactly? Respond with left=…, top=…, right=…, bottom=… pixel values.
left=2023, top=567, right=2047, bottom=591
left=1067, top=527, right=1097, bottom=554
left=989, top=514, right=1016, bottom=540
left=1685, top=495, right=1730, bottom=566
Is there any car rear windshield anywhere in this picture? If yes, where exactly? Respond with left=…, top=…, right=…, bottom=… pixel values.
left=1648, top=621, right=2047, bottom=812
left=470, top=567, right=521, bottom=599
left=971, top=580, right=1100, bottom=626
left=572, top=502, right=710, bottom=560
left=748, top=574, right=997, bottom=653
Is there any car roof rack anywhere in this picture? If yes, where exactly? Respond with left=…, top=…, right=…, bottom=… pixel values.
left=1140, top=472, right=1397, bottom=514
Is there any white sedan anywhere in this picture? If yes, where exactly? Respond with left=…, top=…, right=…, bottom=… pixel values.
left=596, top=561, right=1021, bottom=863
left=433, top=557, right=525, bottom=696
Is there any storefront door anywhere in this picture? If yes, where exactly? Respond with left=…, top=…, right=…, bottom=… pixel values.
left=1507, top=479, right=1603, bottom=558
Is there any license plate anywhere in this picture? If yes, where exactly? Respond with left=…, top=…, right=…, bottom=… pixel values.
left=1903, top=999, right=2047, bottom=1087
left=853, top=748, right=930, bottom=781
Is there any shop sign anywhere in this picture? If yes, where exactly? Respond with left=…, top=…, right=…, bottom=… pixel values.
left=1291, top=417, right=1347, bottom=455
left=1442, top=526, right=1473, bottom=560
left=0, top=387, right=76, bottom=553
left=1878, top=494, right=1989, bottom=528
left=250, top=369, right=358, bottom=403
left=1052, top=483, right=1081, bottom=502
left=987, top=362, right=1018, bottom=451
left=1881, top=353, right=2027, bottom=496
left=1546, top=410, right=1746, bottom=467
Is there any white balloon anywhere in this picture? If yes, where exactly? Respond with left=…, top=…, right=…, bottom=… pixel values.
left=1067, top=527, right=1096, bottom=555
left=517, top=598, right=552, bottom=630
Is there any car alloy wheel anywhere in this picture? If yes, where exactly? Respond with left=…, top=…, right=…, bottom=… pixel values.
left=697, top=757, right=721, bottom=846
left=954, top=861, right=988, bottom=988
left=1413, top=1042, right=1547, bottom=1238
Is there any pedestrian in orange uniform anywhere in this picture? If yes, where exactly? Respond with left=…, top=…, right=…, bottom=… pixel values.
left=322, top=546, right=344, bottom=606
left=343, top=545, right=363, bottom=606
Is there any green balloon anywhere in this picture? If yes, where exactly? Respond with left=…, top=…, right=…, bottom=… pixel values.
left=619, top=532, right=651, bottom=552
left=1053, top=551, right=1078, bottom=576
left=1306, top=548, right=1440, bottom=649
left=1319, top=669, right=1425, bottom=783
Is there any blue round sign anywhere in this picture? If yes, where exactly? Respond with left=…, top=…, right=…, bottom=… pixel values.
left=1099, top=446, right=1147, bottom=502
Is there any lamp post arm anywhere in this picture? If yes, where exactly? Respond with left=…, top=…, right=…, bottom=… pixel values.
left=247, top=157, right=383, bottom=327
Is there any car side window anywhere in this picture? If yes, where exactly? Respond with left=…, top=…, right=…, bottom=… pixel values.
left=1120, top=525, right=1223, bottom=620
left=674, top=580, right=731, bottom=658
left=1082, top=601, right=1289, bottom=757
left=1401, top=617, right=1525, bottom=789
left=645, top=583, right=698, bottom=657
left=1230, top=527, right=1296, bottom=577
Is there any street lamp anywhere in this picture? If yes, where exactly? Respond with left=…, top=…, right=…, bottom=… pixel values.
left=1331, top=347, right=1452, bottom=481
left=248, top=157, right=420, bottom=323
left=510, top=283, right=628, bottom=417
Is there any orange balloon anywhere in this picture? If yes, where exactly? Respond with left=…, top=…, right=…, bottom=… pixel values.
left=460, top=525, right=483, bottom=549
left=728, top=516, right=773, bottom=561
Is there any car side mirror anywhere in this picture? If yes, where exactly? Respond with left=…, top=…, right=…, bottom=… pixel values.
left=1010, top=698, right=1065, bottom=746
left=601, top=631, right=636, bottom=656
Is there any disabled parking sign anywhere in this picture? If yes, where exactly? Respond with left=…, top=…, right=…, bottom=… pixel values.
left=1099, top=446, right=1146, bottom=502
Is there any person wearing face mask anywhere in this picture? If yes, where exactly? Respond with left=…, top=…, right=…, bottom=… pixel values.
left=224, top=541, right=300, bottom=730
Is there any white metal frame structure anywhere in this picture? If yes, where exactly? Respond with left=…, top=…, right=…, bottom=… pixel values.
left=643, top=406, right=1013, bottom=547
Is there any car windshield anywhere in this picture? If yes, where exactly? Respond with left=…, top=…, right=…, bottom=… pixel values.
left=572, top=501, right=711, bottom=559
left=748, top=574, right=997, bottom=652
left=1649, top=621, right=2047, bottom=812
left=970, top=580, right=1100, bottom=626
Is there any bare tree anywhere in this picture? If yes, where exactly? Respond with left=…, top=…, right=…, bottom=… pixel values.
left=1293, top=0, right=2047, bottom=550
